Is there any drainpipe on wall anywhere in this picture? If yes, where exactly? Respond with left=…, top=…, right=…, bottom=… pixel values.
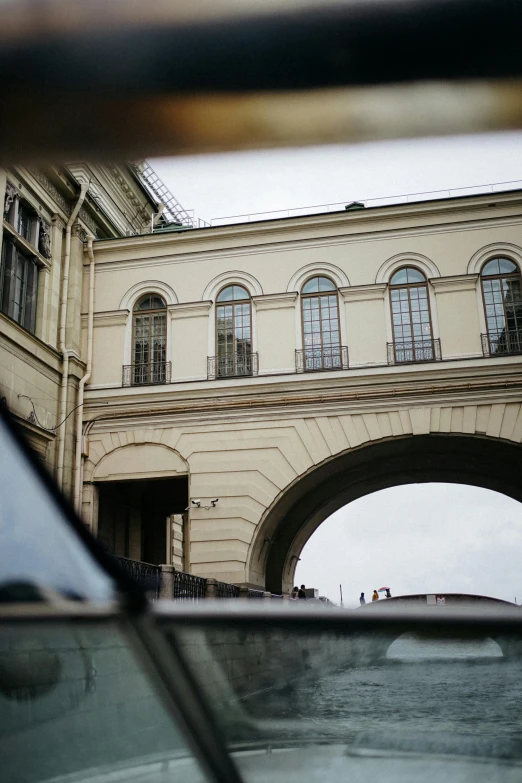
left=57, top=182, right=89, bottom=491
left=73, top=235, right=95, bottom=513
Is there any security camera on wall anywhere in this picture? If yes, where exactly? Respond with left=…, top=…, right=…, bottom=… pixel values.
left=191, top=499, right=201, bottom=506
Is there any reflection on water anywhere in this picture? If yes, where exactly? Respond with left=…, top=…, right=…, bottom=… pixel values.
left=387, top=634, right=503, bottom=659
left=246, top=636, right=522, bottom=748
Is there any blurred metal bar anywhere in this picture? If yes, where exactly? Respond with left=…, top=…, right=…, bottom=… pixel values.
left=3, top=0, right=522, bottom=92
left=1, top=0, right=522, bottom=161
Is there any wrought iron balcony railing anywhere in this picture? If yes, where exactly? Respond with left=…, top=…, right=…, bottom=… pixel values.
left=481, top=329, right=522, bottom=357
left=296, top=345, right=349, bottom=373
left=207, top=352, right=259, bottom=380
left=387, top=338, right=441, bottom=365
left=122, top=361, right=171, bottom=387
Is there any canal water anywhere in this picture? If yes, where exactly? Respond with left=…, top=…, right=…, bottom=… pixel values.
left=247, top=636, right=522, bottom=754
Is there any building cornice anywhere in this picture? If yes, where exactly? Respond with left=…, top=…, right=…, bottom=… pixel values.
left=91, top=189, right=522, bottom=258
left=82, top=310, right=129, bottom=327
left=252, top=292, right=298, bottom=310
left=84, top=358, right=522, bottom=430
left=90, top=212, right=522, bottom=276
left=430, top=274, right=479, bottom=293
left=339, top=283, right=387, bottom=303
left=168, top=300, right=213, bottom=319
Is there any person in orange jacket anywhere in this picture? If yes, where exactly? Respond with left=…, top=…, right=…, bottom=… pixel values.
left=372, top=590, right=379, bottom=601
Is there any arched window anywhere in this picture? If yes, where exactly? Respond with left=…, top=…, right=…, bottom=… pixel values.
left=481, top=258, right=522, bottom=355
left=215, top=285, right=253, bottom=377
left=301, top=276, right=343, bottom=371
left=389, top=267, right=436, bottom=363
left=132, top=294, right=167, bottom=385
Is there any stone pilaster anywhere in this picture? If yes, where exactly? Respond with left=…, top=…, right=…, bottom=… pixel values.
left=340, top=284, right=388, bottom=366
left=169, top=300, right=212, bottom=381
left=170, top=513, right=185, bottom=569
left=431, top=274, right=482, bottom=358
left=252, top=292, right=298, bottom=374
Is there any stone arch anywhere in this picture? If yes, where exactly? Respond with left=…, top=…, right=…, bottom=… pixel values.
left=119, top=280, right=178, bottom=310
left=202, top=270, right=263, bottom=301
left=247, top=431, right=522, bottom=594
left=467, top=242, right=522, bottom=275
left=286, top=262, right=350, bottom=292
left=84, top=437, right=188, bottom=483
left=375, top=252, right=441, bottom=284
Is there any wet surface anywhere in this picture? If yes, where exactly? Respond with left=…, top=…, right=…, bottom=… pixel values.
left=243, top=636, right=522, bottom=751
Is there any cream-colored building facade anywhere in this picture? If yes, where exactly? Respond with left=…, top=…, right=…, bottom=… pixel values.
left=0, top=164, right=159, bottom=498
left=78, top=189, right=522, bottom=592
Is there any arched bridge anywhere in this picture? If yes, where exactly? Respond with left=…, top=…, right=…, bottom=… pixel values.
left=360, top=592, right=522, bottom=661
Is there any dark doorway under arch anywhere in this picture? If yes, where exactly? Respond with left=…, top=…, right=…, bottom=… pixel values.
left=253, top=434, right=522, bottom=594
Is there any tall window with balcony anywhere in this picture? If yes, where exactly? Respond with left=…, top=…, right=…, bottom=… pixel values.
left=481, top=258, right=522, bottom=356
left=389, top=267, right=438, bottom=363
left=129, top=295, right=169, bottom=385
left=299, top=276, right=347, bottom=371
left=214, top=285, right=255, bottom=378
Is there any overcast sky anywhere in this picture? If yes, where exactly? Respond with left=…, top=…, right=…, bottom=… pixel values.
left=152, top=132, right=522, bottom=605
left=294, top=484, right=522, bottom=607
left=152, top=131, right=522, bottom=223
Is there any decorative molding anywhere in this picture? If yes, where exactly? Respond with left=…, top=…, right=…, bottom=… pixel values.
left=339, top=283, right=387, bottom=303
left=252, top=292, right=298, bottom=311
left=467, top=242, right=522, bottom=275
left=78, top=207, right=99, bottom=237
left=26, top=168, right=98, bottom=237
left=4, top=182, right=17, bottom=216
left=72, top=223, right=88, bottom=242
left=169, top=300, right=213, bottom=319
left=27, top=168, right=71, bottom=215
left=431, top=274, right=479, bottom=294
left=52, top=214, right=66, bottom=232
left=106, top=163, right=152, bottom=230
left=375, top=252, right=441, bottom=284
left=202, top=270, right=263, bottom=300
left=119, top=279, right=178, bottom=309
left=39, top=220, right=52, bottom=259
left=2, top=220, right=51, bottom=270
left=83, top=309, right=129, bottom=327
left=90, top=213, right=522, bottom=276
left=286, top=262, right=350, bottom=292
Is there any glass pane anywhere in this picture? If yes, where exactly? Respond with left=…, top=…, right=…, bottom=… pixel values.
left=170, top=616, right=522, bottom=783
left=0, top=622, right=207, bottom=783
left=217, top=300, right=252, bottom=376
left=134, top=294, right=166, bottom=311
left=482, top=259, right=501, bottom=276
left=391, top=267, right=426, bottom=285
left=318, top=276, right=336, bottom=291
left=390, top=268, right=408, bottom=284
left=499, top=258, right=518, bottom=274
left=302, top=277, right=320, bottom=294
left=405, top=267, right=426, bottom=283
left=217, top=285, right=249, bottom=302
left=17, top=203, right=34, bottom=242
